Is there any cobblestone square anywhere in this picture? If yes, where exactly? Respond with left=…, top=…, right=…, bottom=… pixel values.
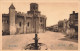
left=2, top=31, right=78, bottom=50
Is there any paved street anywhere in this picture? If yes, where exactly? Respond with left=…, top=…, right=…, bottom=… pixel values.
left=2, top=31, right=78, bottom=50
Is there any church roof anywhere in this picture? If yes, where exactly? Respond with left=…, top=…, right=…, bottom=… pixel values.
left=9, top=4, right=15, bottom=9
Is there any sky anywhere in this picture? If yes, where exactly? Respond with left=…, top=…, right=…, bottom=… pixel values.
left=0, top=0, right=79, bottom=26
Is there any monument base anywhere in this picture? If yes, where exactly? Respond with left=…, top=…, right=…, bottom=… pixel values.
left=24, top=43, right=48, bottom=50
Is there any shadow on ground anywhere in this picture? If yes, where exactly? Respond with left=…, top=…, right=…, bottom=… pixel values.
left=59, top=36, right=78, bottom=43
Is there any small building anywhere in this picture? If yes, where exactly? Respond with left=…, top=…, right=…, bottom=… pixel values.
left=58, top=20, right=64, bottom=32
left=58, top=19, right=68, bottom=33
left=53, top=24, right=58, bottom=32
left=46, top=26, right=53, bottom=31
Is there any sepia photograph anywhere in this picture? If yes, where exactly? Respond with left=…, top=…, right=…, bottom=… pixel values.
left=0, top=0, right=79, bottom=50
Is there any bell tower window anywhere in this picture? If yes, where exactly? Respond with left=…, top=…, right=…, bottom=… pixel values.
left=27, top=22, right=29, bottom=27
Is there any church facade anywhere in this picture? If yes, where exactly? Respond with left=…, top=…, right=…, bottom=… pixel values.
left=2, top=3, right=46, bottom=35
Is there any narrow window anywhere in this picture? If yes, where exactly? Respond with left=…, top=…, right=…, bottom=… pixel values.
left=2, top=20, right=4, bottom=23
left=7, top=20, right=9, bottom=24
left=4, top=20, right=6, bottom=23
left=27, top=22, right=29, bottom=27
left=41, top=24, right=43, bottom=26
left=19, top=22, right=21, bottom=27
left=40, top=19, right=42, bottom=22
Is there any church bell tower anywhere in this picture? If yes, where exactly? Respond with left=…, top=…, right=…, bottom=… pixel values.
left=9, top=4, right=16, bottom=35
left=30, top=3, right=38, bottom=11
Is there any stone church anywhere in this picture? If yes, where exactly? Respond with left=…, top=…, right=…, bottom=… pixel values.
left=2, top=3, right=46, bottom=35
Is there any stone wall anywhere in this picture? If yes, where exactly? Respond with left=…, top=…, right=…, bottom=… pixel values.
left=2, top=16, right=9, bottom=34
left=15, top=16, right=24, bottom=34
left=26, top=17, right=33, bottom=33
left=39, top=17, right=45, bottom=32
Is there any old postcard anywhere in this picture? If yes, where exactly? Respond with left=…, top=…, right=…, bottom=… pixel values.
left=0, top=0, right=80, bottom=51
